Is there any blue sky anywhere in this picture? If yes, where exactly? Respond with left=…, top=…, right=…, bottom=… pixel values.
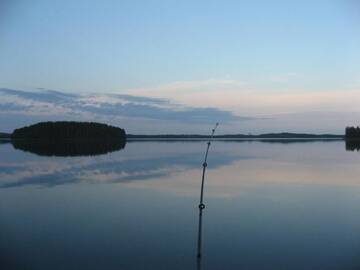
left=0, top=1, right=360, bottom=133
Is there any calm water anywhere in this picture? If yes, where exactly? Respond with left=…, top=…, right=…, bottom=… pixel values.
left=1, top=140, right=360, bottom=269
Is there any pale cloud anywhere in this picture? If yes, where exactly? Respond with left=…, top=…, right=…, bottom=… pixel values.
left=0, top=88, right=243, bottom=133
left=122, top=79, right=360, bottom=115
left=1, top=86, right=359, bottom=134
left=0, top=94, right=74, bottom=116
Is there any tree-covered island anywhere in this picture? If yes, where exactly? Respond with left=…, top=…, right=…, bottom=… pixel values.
left=345, top=126, right=360, bottom=140
left=9, top=121, right=127, bottom=156
left=11, top=121, right=126, bottom=140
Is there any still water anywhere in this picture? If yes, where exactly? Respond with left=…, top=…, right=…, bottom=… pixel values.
left=1, top=139, right=360, bottom=269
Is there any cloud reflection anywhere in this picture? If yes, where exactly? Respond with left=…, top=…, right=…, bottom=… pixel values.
left=1, top=140, right=358, bottom=195
left=0, top=147, right=242, bottom=189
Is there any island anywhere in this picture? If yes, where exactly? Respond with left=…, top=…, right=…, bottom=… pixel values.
left=12, top=121, right=126, bottom=140
left=3, top=122, right=357, bottom=153
left=345, top=126, right=360, bottom=140
left=10, top=121, right=126, bottom=156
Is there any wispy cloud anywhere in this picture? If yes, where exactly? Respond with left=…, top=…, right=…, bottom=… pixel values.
left=0, top=88, right=247, bottom=132
left=1, top=82, right=359, bottom=134
left=121, top=79, right=360, bottom=115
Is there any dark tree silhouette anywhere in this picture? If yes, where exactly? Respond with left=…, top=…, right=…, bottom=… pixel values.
left=11, top=121, right=126, bottom=140
left=345, top=126, right=360, bottom=151
left=10, top=121, right=126, bottom=156
left=0, top=132, right=10, bottom=138
left=345, top=126, right=360, bottom=140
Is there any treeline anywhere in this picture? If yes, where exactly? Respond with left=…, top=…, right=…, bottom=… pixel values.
left=0, top=132, right=11, bottom=139
left=11, top=121, right=126, bottom=140
left=127, top=132, right=343, bottom=139
left=345, top=126, right=360, bottom=139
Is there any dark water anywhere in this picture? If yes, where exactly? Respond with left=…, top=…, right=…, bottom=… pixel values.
left=1, top=140, right=360, bottom=269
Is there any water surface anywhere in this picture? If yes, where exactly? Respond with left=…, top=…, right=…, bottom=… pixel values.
left=1, top=140, right=360, bottom=269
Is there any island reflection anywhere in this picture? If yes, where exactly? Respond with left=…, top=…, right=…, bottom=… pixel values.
left=11, top=139, right=126, bottom=157
left=1, top=139, right=358, bottom=190
left=345, top=140, right=360, bottom=152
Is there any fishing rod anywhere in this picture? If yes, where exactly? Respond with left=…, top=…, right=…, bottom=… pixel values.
left=199, top=122, right=219, bottom=210
left=197, top=122, right=219, bottom=260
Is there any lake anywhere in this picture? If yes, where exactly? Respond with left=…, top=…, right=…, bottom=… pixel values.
left=1, top=139, right=360, bottom=269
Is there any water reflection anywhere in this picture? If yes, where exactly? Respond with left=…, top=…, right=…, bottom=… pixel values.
left=0, top=146, right=241, bottom=189
left=197, top=206, right=204, bottom=270
left=11, top=139, right=126, bottom=156
left=346, top=140, right=360, bottom=152
left=2, top=140, right=360, bottom=269
left=1, top=139, right=358, bottom=190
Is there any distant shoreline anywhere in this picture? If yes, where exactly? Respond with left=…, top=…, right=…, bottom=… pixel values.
left=1, top=132, right=345, bottom=140
left=127, top=133, right=344, bottom=141
left=126, top=138, right=344, bottom=143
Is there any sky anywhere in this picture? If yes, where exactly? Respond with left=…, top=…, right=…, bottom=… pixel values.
left=1, top=0, right=360, bottom=134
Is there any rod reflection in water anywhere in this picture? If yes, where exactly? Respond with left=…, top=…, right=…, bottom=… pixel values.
left=197, top=203, right=204, bottom=269
left=196, top=123, right=219, bottom=268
